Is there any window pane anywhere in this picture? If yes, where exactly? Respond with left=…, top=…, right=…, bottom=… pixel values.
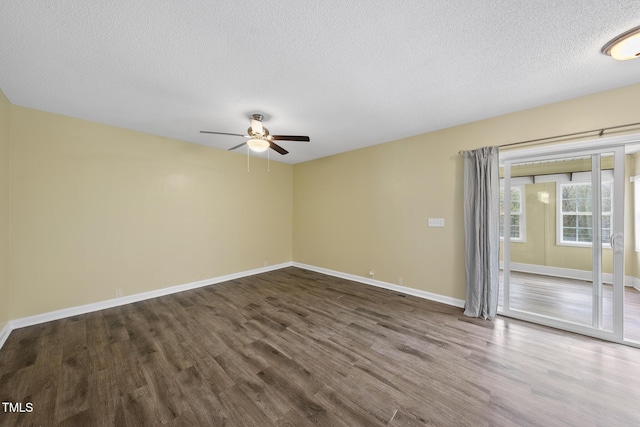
left=563, top=227, right=576, bottom=241
left=500, top=186, right=523, bottom=240
left=559, top=182, right=613, bottom=246
left=602, top=214, right=612, bottom=243
left=562, top=185, right=576, bottom=199
left=562, top=199, right=576, bottom=212
left=576, top=185, right=591, bottom=199
left=578, top=228, right=592, bottom=242
left=577, top=215, right=592, bottom=228
left=510, top=216, right=520, bottom=238
left=510, top=188, right=520, bottom=214
left=577, top=198, right=592, bottom=212
left=563, top=215, right=577, bottom=227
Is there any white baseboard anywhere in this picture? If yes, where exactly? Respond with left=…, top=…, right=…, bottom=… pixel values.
left=6, top=262, right=293, bottom=338
left=502, top=261, right=640, bottom=289
left=1, top=261, right=465, bottom=351
left=4, top=259, right=634, bottom=352
left=292, top=262, right=465, bottom=308
left=0, top=321, right=11, bottom=350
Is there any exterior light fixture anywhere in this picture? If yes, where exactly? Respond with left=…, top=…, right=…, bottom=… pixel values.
left=602, top=25, right=640, bottom=60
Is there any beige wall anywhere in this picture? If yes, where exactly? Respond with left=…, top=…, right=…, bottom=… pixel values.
left=9, top=106, right=293, bottom=318
left=0, top=90, right=10, bottom=331
left=293, top=83, right=640, bottom=301
left=4, top=82, right=640, bottom=320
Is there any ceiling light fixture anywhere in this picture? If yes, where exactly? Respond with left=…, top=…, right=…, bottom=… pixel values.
left=247, top=138, right=269, bottom=152
left=602, top=25, right=640, bottom=60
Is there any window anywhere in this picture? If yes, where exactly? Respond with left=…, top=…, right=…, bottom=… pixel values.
left=500, top=185, right=524, bottom=241
left=558, top=181, right=612, bottom=246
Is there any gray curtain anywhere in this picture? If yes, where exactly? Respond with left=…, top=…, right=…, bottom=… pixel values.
left=463, top=146, right=500, bottom=320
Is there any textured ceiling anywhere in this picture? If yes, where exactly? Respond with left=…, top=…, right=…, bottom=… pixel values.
left=1, top=1, right=640, bottom=164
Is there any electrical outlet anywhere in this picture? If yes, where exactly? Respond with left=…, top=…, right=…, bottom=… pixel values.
left=264, top=260, right=268, bottom=267
left=368, top=270, right=374, bottom=279
left=397, top=277, right=403, bottom=285
left=115, top=288, right=123, bottom=298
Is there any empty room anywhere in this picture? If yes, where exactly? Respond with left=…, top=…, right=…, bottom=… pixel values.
left=2, top=2, right=640, bottom=426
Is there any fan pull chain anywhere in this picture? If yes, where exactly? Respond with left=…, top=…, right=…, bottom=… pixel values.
left=247, top=144, right=250, bottom=172
left=268, top=148, right=270, bottom=172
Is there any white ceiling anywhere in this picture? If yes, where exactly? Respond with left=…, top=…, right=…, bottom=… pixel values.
left=1, top=1, right=639, bottom=164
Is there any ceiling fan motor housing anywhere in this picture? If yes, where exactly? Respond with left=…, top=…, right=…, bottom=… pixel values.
left=249, top=113, right=266, bottom=137
left=248, top=126, right=270, bottom=138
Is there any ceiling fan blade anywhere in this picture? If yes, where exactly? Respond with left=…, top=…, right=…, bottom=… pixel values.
left=200, top=131, right=247, bottom=137
left=271, top=135, right=310, bottom=142
left=269, top=141, right=289, bottom=155
left=228, top=142, right=247, bottom=151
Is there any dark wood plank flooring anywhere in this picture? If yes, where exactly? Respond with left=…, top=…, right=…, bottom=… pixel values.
left=1, top=267, right=640, bottom=426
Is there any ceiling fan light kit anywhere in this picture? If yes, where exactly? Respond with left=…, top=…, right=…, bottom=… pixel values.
left=200, top=113, right=310, bottom=156
left=602, top=25, right=640, bottom=60
left=247, top=138, right=270, bottom=152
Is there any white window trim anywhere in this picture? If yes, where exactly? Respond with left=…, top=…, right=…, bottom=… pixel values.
left=556, top=180, right=613, bottom=248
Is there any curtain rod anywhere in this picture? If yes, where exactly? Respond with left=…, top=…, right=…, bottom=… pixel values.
left=457, top=121, right=640, bottom=155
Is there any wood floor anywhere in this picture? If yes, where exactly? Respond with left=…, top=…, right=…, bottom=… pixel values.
left=1, top=267, right=640, bottom=426
left=500, top=271, right=640, bottom=342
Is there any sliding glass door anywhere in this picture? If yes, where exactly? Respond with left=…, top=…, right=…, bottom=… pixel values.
left=499, top=146, right=624, bottom=341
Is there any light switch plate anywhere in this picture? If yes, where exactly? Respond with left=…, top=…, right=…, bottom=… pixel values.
left=428, top=218, right=445, bottom=227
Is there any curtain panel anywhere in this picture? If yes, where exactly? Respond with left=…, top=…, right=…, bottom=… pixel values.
left=463, top=146, right=500, bottom=319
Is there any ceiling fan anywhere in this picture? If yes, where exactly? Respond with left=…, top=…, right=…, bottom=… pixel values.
left=200, top=113, right=310, bottom=155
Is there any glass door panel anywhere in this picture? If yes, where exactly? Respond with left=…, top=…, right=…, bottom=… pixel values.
left=600, top=155, right=614, bottom=333
left=500, top=147, right=624, bottom=340
left=623, top=142, right=640, bottom=343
